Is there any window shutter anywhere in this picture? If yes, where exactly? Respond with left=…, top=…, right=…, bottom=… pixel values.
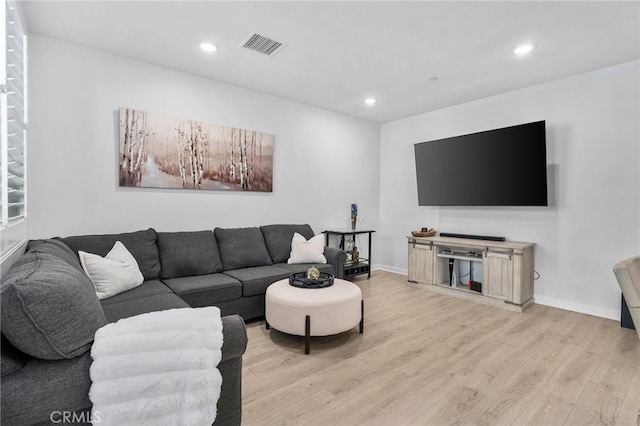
left=1, top=0, right=26, bottom=227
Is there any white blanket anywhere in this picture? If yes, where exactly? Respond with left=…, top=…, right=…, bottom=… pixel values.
left=89, top=307, right=223, bottom=426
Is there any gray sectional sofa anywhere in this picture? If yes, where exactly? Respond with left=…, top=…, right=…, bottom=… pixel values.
left=1, top=223, right=345, bottom=425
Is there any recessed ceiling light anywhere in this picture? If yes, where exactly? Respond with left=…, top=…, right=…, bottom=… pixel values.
left=514, top=44, right=534, bottom=55
left=200, top=42, right=218, bottom=53
left=364, top=97, right=377, bottom=105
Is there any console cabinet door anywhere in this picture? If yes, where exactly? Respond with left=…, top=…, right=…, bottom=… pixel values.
left=408, top=241, right=435, bottom=284
left=484, top=252, right=513, bottom=301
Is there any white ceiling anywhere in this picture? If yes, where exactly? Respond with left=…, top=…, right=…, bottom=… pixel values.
left=22, top=1, right=640, bottom=123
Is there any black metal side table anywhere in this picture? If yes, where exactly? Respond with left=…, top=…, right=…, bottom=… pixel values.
left=323, top=229, right=375, bottom=279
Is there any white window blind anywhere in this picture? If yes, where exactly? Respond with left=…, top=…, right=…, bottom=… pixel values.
left=0, top=0, right=27, bottom=258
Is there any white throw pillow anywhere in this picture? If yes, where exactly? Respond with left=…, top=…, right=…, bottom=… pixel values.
left=287, top=233, right=327, bottom=264
left=79, top=241, right=144, bottom=299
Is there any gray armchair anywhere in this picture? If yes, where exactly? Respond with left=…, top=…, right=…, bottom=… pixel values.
left=613, top=255, right=640, bottom=340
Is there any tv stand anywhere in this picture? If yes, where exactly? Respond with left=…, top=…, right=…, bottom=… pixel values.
left=407, top=235, right=535, bottom=312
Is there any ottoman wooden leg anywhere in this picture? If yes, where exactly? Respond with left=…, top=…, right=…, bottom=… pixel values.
left=360, top=300, right=364, bottom=334
left=265, top=319, right=270, bottom=330
left=305, top=315, right=311, bottom=355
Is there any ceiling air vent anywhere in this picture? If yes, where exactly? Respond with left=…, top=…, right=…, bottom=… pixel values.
left=239, top=32, right=285, bottom=56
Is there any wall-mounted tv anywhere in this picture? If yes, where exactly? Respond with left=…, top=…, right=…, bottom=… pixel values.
left=414, top=120, right=548, bottom=206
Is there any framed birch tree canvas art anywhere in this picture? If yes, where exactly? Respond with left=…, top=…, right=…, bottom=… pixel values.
left=119, top=107, right=274, bottom=192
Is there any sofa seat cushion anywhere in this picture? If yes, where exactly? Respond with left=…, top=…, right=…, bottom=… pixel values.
left=99, top=280, right=187, bottom=323
left=101, top=293, right=189, bottom=323
left=163, top=274, right=242, bottom=307
left=1, top=252, right=107, bottom=360
left=275, top=262, right=335, bottom=276
left=58, top=228, right=161, bottom=280
left=223, top=266, right=291, bottom=297
left=99, top=280, right=173, bottom=306
left=260, top=224, right=315, bottom=264
left=214, top=227, right=272, bottom=270
left=157, top=231, right=223, bottom=278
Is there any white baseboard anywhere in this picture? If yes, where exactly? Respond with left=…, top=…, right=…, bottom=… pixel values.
left=373, top=264, right=620, bottom=321
left=534, top=295, right=620, bottom=321
left=372, top=264, right=407, bottom=275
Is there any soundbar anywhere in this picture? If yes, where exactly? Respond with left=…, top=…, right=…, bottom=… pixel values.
left=440, top=232, right=506, bottom=242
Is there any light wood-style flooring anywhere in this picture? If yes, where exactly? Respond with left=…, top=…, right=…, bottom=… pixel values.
left=242, top=271, right=639, bottom=425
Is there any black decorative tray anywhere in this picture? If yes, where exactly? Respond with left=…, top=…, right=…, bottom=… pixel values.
left=289, top=272, right=334, bottom=289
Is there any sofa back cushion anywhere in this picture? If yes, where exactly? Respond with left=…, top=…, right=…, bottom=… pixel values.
left=58, top=228, right=161, bottom=280
left=0, top=252, right=108, bottom=360
left=26, top=239, right=84, bottom=272
left=260, top=224, right=316, bottom=264
left=214, top=227, right=272, bottom=270
left=157, top=231, right=224, bottom=278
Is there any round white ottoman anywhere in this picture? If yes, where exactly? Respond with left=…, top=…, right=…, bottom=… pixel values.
left=265, top=278, right=363, bottom=354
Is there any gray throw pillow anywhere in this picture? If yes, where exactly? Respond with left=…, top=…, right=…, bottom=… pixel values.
left=1, top=252, right=108, bottom=360
left=58, top=228, right=161, bottom=280
left=157, top=231, right=224, bottom=278
left=260, top=224, right=315, bottom=264
left=214, top=227, right=273, bottom=270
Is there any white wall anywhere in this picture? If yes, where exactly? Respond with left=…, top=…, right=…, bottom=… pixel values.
left=27, top=36, right=380, bottom=244
left=379, top=61, right=640, bottom=319
left=25, top=35, right=640, bottom=320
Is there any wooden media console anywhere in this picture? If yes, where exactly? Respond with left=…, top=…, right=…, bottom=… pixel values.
left=407, top=235, right=535, bottom=312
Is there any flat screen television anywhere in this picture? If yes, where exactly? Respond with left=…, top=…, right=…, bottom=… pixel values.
left=414, top=120, right=548, bottom=206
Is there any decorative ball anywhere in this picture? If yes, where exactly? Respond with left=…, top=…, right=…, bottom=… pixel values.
left=306, top=266, right=320, bottom=280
